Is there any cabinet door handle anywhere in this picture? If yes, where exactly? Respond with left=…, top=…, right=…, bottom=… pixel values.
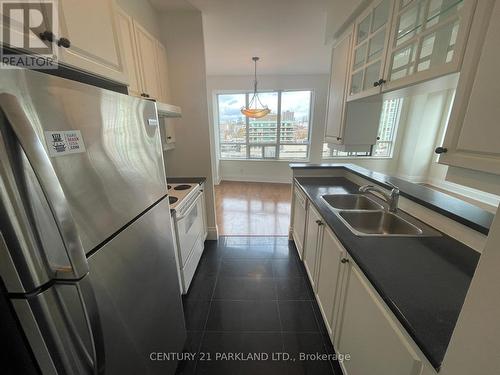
left=435, top=146, right=448, bottom=154
left=39, top=31, right=55, bottom=42
left=57, top=37, right=71, bottom=48
left=341, top=258, right=349, bottom=264
left=336, top=137, right=341, bottom=141
left=373, top=81, right=380, bottom=87
left=315, top=220, right=323, bottom=226
left=373, top=78, right=386, bottom=87
left=167, top=136, right=172, bottom=140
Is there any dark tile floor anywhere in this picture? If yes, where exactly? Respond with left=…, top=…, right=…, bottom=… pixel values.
left=175, top=237, right=343, bottom=375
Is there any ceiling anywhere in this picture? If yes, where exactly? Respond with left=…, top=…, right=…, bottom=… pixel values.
left=149, top=0, right=198, bottom=11
left=150, top=0, right=333, bottom=76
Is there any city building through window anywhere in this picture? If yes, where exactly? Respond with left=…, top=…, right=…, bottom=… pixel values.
left=217, top=90, right=312, bottom=160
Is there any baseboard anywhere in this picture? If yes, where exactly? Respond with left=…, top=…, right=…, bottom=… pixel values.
left=206, top=226, right=219, bottom=241
left=220, top=175, right=292, bottom=184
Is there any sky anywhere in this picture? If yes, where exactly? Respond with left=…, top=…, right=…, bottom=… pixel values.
left=218, top=91, right=311, bottom=121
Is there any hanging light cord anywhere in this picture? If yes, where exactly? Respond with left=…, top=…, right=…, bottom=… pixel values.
left=249, top=57, right=266, bottom=109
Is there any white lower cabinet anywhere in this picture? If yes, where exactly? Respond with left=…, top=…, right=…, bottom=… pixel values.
left=303, top=205, right=323, bottom=290
left=292, top=196, right=435, bottom=375
left=315, top=226, right=345, bottom=339
left=291, top=186, right=307, bottom=258
left=337, top=261, right=423, bottom=375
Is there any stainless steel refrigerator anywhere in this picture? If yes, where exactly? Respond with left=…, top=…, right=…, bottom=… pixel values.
left=0, top=68, right=186, bottom=374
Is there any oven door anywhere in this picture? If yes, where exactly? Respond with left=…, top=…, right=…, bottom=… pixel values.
left=175, top=190, right=203, bottom=267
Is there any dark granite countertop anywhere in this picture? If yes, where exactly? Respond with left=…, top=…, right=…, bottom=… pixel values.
left=295, top=176, right=480, bottom=370
left=290, top=163, right=494, bottom=235
left=167, top=176, right=206, bottom=185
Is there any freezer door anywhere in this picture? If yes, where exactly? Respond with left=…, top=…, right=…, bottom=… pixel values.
left=87, top=197, right=186, bottom=374
left=0, top=69, right=166, bottom=254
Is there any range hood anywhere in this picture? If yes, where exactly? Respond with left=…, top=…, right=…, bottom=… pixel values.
left=156, top=101, right=182, bottom=118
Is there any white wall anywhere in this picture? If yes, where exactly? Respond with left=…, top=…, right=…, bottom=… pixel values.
left=159, top=11, right=218, bottom=239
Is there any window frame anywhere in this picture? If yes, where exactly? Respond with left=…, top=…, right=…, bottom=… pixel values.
left=216, top=89, right=314, bottom=161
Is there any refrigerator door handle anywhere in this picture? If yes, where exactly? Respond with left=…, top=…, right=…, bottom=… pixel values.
left=76, top=277, right=105, bottom=375
left=0, top=93, right=88, bottom=280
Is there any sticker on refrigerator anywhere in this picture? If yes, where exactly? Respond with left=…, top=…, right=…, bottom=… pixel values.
left=44, top=130, right=86, bottom=157
left=147, top=118, right=159, bottom=126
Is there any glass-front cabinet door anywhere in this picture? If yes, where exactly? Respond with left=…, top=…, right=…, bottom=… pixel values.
left=348, top=0, right=394, bottom=101
left=383, top=0, right=477, bottom=91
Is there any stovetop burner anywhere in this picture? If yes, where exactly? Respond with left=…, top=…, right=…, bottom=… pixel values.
left=173, top=184, right=192, bottom=191
left=169, top=196, right=178, bottom=204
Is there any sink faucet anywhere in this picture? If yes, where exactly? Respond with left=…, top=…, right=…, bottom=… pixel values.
left=359, top=182, right=400, bottom=212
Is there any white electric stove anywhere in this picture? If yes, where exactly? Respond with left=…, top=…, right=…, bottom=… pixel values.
left=167, top=183, right=198, bottom=209
left=167, top=181, right=207, bottom=294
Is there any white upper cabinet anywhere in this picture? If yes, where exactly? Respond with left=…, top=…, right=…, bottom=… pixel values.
left=116, top=8, right=142, bottom=97
left=383, top=0, right=477, bottom=91
left=347, top=0, right=394, bottom=101
left=117, top=9, right=171, bottom=103
left=56, top=0, right=127, bottom=83
left=438, top=0, right=500, bottom=175
left=325, top=27, right=353, bottom=144
left=155, top=41, right=171, bottom=103
left=133, top=21, right=161, bottom=100
left=333, top=0, right=477, bottom=103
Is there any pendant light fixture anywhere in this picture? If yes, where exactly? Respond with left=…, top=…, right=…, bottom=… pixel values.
left=241, top=57, right=270, bottom=119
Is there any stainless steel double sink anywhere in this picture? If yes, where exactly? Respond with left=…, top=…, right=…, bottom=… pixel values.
left=321, top=194, right=440, bottom=237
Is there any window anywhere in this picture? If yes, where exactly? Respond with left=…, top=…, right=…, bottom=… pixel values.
left=217, top=90, right=312, bottom=160
left=322, top=98, right=403, bottom=158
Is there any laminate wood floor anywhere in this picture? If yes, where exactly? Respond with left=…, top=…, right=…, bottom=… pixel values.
left=215, top=181, right=292, bottom=236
